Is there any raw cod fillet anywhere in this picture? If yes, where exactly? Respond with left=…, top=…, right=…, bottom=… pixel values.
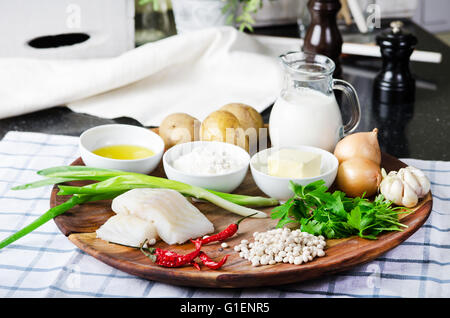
left=96, top=214, right=158, bottom=248
left=111, top=188, right=214, bottom=245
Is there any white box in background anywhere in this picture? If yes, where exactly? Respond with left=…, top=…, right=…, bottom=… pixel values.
left=0, top=0, right=135, bottom=59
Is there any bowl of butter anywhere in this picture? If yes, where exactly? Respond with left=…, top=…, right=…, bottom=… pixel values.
left=250, top=146, right=338, bottom=201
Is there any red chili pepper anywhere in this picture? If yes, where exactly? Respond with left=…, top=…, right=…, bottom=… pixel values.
left=198, top=251, right=229, bottom=270
left=140, top=239, right=203, bottom=268
left=190, top=261, right=201, bottom=271
left=198, top=213, right=257, bottom=245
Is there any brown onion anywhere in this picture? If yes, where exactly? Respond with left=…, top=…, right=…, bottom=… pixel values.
left=334, top=128, right=381, bottom=165
left=336, top=157, right=382, bottom=197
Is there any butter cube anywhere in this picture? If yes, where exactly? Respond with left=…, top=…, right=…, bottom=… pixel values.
left=267, top=149, right=321, bottom=178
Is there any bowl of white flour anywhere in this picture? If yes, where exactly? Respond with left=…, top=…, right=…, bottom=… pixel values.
left=163, top=141, right=250, bottom=193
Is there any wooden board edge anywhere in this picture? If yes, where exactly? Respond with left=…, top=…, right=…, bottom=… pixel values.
left=65, top=199, right=432, bottom=288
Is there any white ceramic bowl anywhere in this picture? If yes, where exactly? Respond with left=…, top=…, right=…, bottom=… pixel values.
left=79, top=124, right=164, bottom=174
left=163, top=141, right=250, bottom=193
left=250, top=145, right=339, bottom=201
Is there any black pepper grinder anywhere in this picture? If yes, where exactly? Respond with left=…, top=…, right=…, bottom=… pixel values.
left=303, top=0, right=343, bottom=78
left=373, top=21, right=418, bottom=104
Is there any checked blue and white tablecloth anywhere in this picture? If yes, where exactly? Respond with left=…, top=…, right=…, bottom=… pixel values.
left=0, top=131, right=449, bottom=298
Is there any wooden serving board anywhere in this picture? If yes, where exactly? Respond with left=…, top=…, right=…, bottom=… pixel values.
left=51, top=153, right=432, bottom=288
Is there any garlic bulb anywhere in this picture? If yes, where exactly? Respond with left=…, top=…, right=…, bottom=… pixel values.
left=379, top=166, right=430, bottom=208
left=397, top=166, right=430, bottom=197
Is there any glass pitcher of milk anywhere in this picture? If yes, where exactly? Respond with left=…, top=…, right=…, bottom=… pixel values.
left=269, top=52, right=361, bottom=152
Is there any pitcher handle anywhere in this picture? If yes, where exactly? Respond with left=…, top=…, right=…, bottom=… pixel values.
left=332, top=79, right=361, bottom=135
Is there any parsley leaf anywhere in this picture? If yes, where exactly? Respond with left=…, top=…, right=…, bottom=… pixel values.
left=271, top=180, right=410, bottom=240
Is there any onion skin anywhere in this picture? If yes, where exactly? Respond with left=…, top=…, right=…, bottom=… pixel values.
left=334, top=128, right=381, bottom=165
left=336, top=157, right=382, bottom=198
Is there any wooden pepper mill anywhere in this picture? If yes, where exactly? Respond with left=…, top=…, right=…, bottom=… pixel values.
left=303, top=0, right=343, bottom=77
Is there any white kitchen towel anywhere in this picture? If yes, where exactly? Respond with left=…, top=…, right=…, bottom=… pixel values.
left=0, top=27, right=284, bottom=127
left=1, top=131, right=449, bottom=298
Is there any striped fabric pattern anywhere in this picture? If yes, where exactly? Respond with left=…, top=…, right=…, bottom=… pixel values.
left=0, top=131, right=448, bottom=298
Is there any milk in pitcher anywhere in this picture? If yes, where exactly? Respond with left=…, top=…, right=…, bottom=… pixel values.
left=269, top=88, right=343, bottom=152
left=269, top=52, right=361, bottom=152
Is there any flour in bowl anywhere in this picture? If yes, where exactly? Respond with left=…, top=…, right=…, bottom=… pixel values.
left=172, top=146, right=246, bottom=175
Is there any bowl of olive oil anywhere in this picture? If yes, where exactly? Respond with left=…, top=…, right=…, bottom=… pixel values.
left=79, top=124, right=164, bottom=174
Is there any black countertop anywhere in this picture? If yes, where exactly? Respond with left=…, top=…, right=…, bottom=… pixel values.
left=0, top=19, right=448, bottom=160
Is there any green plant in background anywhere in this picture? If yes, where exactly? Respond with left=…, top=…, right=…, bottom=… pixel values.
left=139, top=0, right=161, bottom=11
left=139, top=0, right=265, bottom=32
left=223, top=0, right=263, bottom=32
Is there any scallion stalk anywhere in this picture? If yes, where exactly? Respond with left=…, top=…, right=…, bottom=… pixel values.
left=0, top=192, right=124, bottom=250
left=0, top=165, right=279, bottom=250
left=16, top=166, right=279, bottom=207
left=54, top=174, right=269, bottom=218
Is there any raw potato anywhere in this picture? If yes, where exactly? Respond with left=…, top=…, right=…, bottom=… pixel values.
left=220, top=103, right=262, bottom=153
left=200, top=110, right=248, bottom=151
left=159, top=113, right=200, bottom=149
left=220, top=103, right=263, bottom=132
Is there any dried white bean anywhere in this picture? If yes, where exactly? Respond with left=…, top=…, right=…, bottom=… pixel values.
left=235, top=228, right=326, bottom=266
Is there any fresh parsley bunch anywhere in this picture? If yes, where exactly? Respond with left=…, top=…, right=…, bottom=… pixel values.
left=271, top=180, right=410, bottom=240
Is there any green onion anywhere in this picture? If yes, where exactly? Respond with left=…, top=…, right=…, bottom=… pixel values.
left=27, top=166, right=279, bottom=207
left=0, top=192, right=124, bottom=250
left=0, top=166, right=278, bottom=250
left=52, top=174, right=270, bottom=218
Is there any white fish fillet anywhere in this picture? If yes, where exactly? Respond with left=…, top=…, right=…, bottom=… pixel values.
left=96, top=214, right=159, bottom=248
left=111, top=188, right=214, bottom=245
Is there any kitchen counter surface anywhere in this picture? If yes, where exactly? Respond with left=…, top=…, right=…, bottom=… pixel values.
left=0, top=19, right=448, bottom=160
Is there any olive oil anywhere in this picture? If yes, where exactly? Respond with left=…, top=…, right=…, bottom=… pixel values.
left=93, top=145, right=154, bottom=160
